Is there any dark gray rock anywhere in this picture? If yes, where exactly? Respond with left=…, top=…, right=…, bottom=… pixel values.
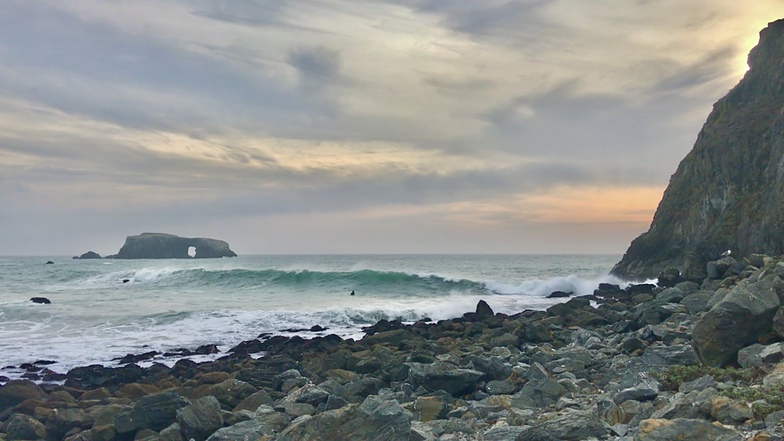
left=679, top=375, right=717, bottom=394
left=176, top=396, right=224, bottom=441
left=115, top=390, right=191, bottom=434
left=110, top=232, right=237, bottom=259
left=483, top=425, right=529, bottom=440
left=773, top=305, right=784, bottom=337
left=514, top=409, right=608, bottom=441
left=613, top=377, right=659, bottom=404
left=0, top=380, right=46, bottom=411
left=486, top=379, right=516, bottom=395
left=5, top=413, right=47, bottom=440
left=45, top=407, right=90, bottom=440
left=194, top=379, right=257, bottom=410
left=206, top=418, right=274, bottom=441
left=640, top=344, right=699, bottom=366
left=693, top=279, right=781, bottom=366
left=610, top=19, right=784, bottom=281
left=707, top=257, right=736, bottom=279
left=407, top=362, right=485, bottom=397
left=511, top=363, right=566, bottom=409
left=76, top=251, right=102, bottom=259
left=159, top=423, right=185, bottom=441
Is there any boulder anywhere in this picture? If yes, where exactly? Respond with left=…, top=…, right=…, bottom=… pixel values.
left=636, top=418, right=741, bottom=441
left=656, top=268, right=683, bottom=288
left=275, top=395, right=412, bottom=441
left=613, top=377, right=659, bottom=405
left=193, top=379, right=257, bottom=410
left=514, top=409, right=608, bottom=441
left=511, top=363, right=566, bottom=408
left=407, top=362, right=485, bottom=397
left=115, top=390, right=191, bottom=434
left=176, top=396, right=224, bottom=441
left=45, top=408, right=91, bottom=441
left=0, top=380, right=46, bottom=411
left=108, top=233, right=237, bottom=259
left=547, top=291, right=572, bottom=298
left=5, top=413, right=47, bottom=440
left=692, top=279, right=781, bottom=366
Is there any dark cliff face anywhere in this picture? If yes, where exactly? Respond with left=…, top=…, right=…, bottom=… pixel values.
left=111, top=233, right=238, bottom=259
left=612, top=19, right=784, bottom=281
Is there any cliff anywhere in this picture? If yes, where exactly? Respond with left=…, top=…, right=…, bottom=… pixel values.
left=612, top=19, right=784, bottom=280
left=108, top=233, right=237, bottom=259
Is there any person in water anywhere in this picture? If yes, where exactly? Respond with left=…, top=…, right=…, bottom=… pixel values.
left=350, top=290, right=355, bottom=296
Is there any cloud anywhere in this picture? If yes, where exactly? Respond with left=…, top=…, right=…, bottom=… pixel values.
left=0, top=0, right=781, bottom=254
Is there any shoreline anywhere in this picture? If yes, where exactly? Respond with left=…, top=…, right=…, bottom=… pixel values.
left=2, top=255, right=784, bottom=440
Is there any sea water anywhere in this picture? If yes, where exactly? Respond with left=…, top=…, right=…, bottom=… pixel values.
left=0, top=254, right=625, bottom=381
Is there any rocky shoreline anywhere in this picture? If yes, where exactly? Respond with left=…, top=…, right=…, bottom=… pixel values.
left=3, top=256, right=784, bottom=440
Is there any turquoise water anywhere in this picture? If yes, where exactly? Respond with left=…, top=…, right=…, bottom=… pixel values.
left=0, top=254, right=622, bottom=381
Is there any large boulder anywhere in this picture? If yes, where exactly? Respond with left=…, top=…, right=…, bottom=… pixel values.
left=0, top=380, right=46, bottom=411
left=115, top=391, right=191, bottom=434
left=611, top=19, right=784, bottom=280
left=406, top=362, right=485, bottom=397
left=176, top=396, right=224, bottom=441
left=5, top=413, right=47, bottom=440
left=108, top=233, right=237, bottom=259
left=275, top=395, right=411, bottom=441
left=692, top=278, right=781, bottom=366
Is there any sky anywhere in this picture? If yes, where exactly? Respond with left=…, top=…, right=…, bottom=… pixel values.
left=0, top=1, right=781, bottom=256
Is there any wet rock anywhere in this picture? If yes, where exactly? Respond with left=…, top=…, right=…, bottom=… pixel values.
left=547, top=291, right=572, bottom=298
left=472, top=299, right=495, bottom=321
left=176, top=396, right=224, bottom=441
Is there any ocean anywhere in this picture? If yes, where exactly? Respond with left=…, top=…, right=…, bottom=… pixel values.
left=0, top=254, right=626, bottom=382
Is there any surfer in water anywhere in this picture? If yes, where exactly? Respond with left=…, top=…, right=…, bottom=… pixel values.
left=350, top=290, right=355, bottom=296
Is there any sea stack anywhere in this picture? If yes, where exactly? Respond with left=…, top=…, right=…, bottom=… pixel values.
left=107, top=233, right=237, bottom=259
left=612, top=19, right=784, bottom=281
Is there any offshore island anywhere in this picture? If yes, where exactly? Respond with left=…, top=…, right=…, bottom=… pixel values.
left=3, top=18, right=784, bottom=441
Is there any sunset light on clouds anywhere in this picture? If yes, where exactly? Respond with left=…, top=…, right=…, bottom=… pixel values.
left=0, top=1, right=781, bottom=255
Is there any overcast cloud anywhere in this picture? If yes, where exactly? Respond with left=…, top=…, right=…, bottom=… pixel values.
left=0, top=0, right=781, bottom=255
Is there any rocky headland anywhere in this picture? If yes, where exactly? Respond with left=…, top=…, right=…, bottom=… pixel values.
left=3, top=254, right=784, bottom=440
left=106, top=233, right=237, bottom=259
left=612, top=18, right=784, bottom=281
